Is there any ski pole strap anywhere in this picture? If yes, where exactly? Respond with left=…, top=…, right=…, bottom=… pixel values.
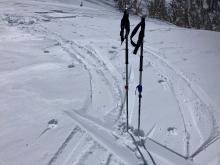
left=130, top=17, right=145, bottom=54
left=120, top=10, right=130, bottom=44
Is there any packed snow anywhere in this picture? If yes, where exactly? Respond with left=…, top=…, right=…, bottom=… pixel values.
left=0, top=0, right=220, bottom=165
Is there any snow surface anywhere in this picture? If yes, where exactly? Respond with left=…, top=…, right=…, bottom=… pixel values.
left=0, top=0, right=220, bottom=165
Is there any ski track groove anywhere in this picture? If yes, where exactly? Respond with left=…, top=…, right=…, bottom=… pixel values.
left=47, top=126, right=81, bottom=165
left=70, top=41, right=123, bottom=119
left=142, top=144, right=157, bottom=165
left=70, top=41, right=124, bottom=116
left=128, top=132, right=148, bottom=165
left=73, top=140, right=95, bottom=165
left=168, top=80, right=190, bottom=157
left=190, top=135, right=220, bottom=158
left=62, top=133, right=87, bottom=165
left=147, top=137, right=187, bottom=160
left=105, top=153, right=113, bottom=165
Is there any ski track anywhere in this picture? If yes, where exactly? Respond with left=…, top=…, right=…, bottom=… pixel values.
left=61, top=133, right=87, bottom=165
left=47, top=126, right=81, bottom=165
left=105, top=153, right=113, bottom=165
left=168, top=80, right=190, bottom=157
left=128, top=132, right=149, bottom=165
left=65, top=110, right=140, bottom=165
left=141, top=52, right=192, bottom=158
left=142, top=144, right=157, bottom=165
left=72, top=140, right=95, bottom=165
left=70, top=41, right=127, bottom=120
left=143, top=46, right=220, bottom=158
left=35, top=24, right=124, bottom=119
left=47, top=125, right=112, bottom=165
left=128, top=130, right=195, bottom=165
left=144, top=137, right=194, bottom=165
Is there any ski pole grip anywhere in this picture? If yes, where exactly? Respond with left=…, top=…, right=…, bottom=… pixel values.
left=130, top=17, right=145, bottom=55
left=120, top=9, right=130, bottom=44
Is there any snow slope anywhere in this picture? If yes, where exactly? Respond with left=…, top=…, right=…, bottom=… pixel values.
left=0, top=0, right=220, bottom=165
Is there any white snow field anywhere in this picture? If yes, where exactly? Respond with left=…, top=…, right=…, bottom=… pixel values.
left=0, top=0, right=220, bottom=165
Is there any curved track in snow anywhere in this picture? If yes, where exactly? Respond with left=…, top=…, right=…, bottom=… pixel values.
left=143, top=46, right=220, bottom=159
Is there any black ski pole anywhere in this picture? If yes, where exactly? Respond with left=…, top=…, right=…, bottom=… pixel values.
left=130, top=16, right=145, bottom=136
left=120, top=9, right=130, bottom=132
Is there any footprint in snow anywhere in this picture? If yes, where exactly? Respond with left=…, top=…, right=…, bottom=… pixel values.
left=158, top=74, right=168, bottom=84
left=39, top=119, right=58, bottom=137
left=48, top=119, right=58, bottom=129
left=158, top=76, right=169, bottom=90
left=167, top=127, right=178, bottom=136
left=44, top=50, right=50, bottom=53
left=109, top=50, right=116, bottom=54
left=158, top=79, right=165, bottom=84
left=68, top=63, right=75, bottom=68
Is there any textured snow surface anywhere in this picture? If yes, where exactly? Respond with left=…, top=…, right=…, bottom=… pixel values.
left=0, top=0, right=220, bottom=165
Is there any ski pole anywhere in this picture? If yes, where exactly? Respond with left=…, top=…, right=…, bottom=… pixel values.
left=130, top=16, right=145, bottom=136
left=120, top=8, right=130, bottom=132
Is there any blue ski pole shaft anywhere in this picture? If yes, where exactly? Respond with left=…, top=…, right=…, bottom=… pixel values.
left=138, top=42, right=143, bottom=135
